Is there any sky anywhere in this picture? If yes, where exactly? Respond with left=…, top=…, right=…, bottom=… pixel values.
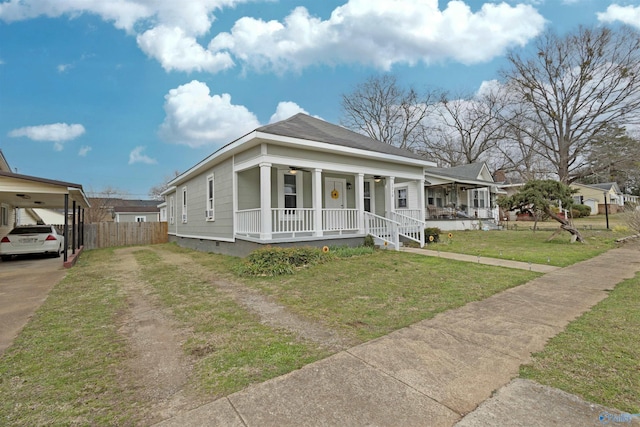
left=1, top=0, right=640, bottom=199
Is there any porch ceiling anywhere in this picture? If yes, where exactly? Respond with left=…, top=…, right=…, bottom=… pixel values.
left=0, top=172, right=90, bottom=208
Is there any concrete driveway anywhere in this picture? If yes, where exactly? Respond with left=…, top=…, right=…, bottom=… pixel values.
left=0, top=255, right=67, bottom=355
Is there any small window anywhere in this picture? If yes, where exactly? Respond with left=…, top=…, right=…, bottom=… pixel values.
left=364, top=181, right=372, bottom=212
left=284, top=174, right=297, bottom=209
left=169, top=196, right=175, bottom=224
left=396, top=188, right=408, bottom=209
left=206, top=174, right=215, bottom=221
left=0, top=204, right=8, bottom=226
left=135, top=216, right=146, bottom=222
left=181, top=187, right=188, bottom=223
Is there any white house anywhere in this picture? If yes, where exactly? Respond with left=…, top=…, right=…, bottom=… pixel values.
left=163, top=114, right=498, bottom=256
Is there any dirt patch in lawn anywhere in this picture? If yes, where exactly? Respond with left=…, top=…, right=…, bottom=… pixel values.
left=149, top=247, right=357, bottom=352
left=113, top=248, right=206, bottom=425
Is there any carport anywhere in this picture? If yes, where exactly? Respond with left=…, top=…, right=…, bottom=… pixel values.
left=0, top=171, right=90, bottom=266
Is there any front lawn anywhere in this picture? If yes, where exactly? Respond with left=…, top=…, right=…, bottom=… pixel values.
left=426, top=226, right=628, bottom=267
left=520, top=272, right=640, bottom=414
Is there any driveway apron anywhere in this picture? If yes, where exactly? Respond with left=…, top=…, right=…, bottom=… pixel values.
left=0, top=256, right=66, bottom=355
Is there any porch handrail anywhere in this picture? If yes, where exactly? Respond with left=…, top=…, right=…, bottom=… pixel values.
left=363, top=211, right=400, bottom=250
left=322, top=208, right=359, bottom=232
left=272, top=208, right=315, bottom=234
left=236, top=208, right=261, bottom=234
left=390, top=211, right=425, bottom=248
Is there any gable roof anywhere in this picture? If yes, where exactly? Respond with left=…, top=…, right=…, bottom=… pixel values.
left=587, top=182, right=621, bottom=193
left=424, top=162, right=493, bottom=183
left=256, top=113, right=429, bottom=161
left=167, top=113, right=436, bottom=189
left=0, top=150, right=10, bottom=172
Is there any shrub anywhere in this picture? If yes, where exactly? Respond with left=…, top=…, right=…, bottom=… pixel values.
left=425, top=227, right=441, bottom=243
left=235, top=246, right=332, bottom=276
left=363, top=234, right=375, bottom=248
left=571, top=204, right=592, bottom=218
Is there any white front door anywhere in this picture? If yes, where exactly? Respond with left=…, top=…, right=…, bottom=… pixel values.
left=324, top=178, right=346, bottom=229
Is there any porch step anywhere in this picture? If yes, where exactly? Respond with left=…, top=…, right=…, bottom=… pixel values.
left=480, top=220, right=501, bottom=231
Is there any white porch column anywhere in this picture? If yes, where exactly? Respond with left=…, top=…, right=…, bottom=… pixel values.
left=417, top=178, right=425, bottom=221
left=312, top=168, right=323, bottom=236
left=355, top=173, right=364, bottom=233
left=385, top=176, right=395, bottom=217
left=259, top=162, right=272, bottom=240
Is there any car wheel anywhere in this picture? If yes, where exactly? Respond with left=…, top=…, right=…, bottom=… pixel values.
left=55, top=245, right=62, bottom=258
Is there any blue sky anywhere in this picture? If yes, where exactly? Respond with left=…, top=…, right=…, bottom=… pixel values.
left=1, top=0, right=639, bottom=198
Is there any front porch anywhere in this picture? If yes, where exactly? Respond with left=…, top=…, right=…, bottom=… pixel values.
left=233, top=160, right=428, bottom=249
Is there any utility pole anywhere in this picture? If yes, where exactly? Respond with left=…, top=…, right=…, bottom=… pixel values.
left=603, top=192, right=610, bottom=230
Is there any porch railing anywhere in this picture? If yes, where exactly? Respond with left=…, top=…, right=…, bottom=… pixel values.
left=322, top=209, right=359, bottom=232
left=390, top=211, right=424, bottom=247
left=364, top=211, right=399, bottom=250
left=236, top=208, right=261, bottom=235
left=272, top=208, right=315, bottom=234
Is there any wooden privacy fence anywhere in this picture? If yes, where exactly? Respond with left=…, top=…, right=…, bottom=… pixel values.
left=83, top=222, right=168, bottom=249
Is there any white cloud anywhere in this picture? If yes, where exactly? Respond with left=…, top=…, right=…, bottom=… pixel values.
left=137, top=25, right=234, bottom=73
left=78, top=145, right=92, bottom=157
left=269, top=102, right=311, bottom=123
left=0, top=0, right=545, bottom=74
left=8, top=123, right=85, bottom=151
left=159, top=80, right=260, bottom=148
left=210, top=0, right=546, bottom=72
left=597, top=5, right=640, bottom=29
left=57, top=63, right=73, bottom=73
left=128, top=146, right=157, bottom=165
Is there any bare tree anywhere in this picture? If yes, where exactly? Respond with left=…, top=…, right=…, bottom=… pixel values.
left=85, top=187, right=129, bottom=223
left=501, top=25, right=640, bottom=183
left=340, top=74, right=439, bottom=150
left=148, top=170, right=181, bottom=201
left=421, top=86, right=509, bottom=167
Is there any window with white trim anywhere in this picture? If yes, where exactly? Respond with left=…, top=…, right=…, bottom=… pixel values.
left=364, top=181, right=373, bottom=212
left=205, top=174, right=215, bottom=221
left=135, top=216, right=146, bottom=222
left=472, top=189, right=488, bottom=208
left=0, top=204, right=8, bottom=226
left=396, top=187, right=408, bottom=209
left=169, top=196, right=175, bottom=224
left=181, top=186, right=188, bottom=223
left=278, top=171, right=303, bottom=212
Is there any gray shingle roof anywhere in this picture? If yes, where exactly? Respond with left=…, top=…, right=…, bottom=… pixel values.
left=257, top=113, right=430, bottom=162
left=425, top=163, right=487, bottom=182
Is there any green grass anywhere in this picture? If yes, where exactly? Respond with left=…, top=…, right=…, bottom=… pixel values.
left=0, top=249, right=137, bottom=426
left=0, top=230, right=633, bottom=424
left=520, top=272, right=640, bottom=414
left=132, top=249, right=329, bottom=396
left=235, top=250, right=539, bottom=342
left=427, top=227, right=628, bottom=267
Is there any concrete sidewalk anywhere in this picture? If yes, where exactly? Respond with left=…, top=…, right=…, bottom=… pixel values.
left=156, top=242, right=640, bottom=427
left=402, top=246, right=561, bottom=273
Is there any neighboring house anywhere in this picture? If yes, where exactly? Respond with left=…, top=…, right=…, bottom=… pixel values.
left=571, top=182, right=625, bottom=215
left=158, top=201, right=167, bottom=222
left=86, top=198, right=161, bottom=223
left=113, top=205, right=160, bottom=222
left=162, top=114, right=499, bottom=256
left=423, top=162, right=502, bottom=230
